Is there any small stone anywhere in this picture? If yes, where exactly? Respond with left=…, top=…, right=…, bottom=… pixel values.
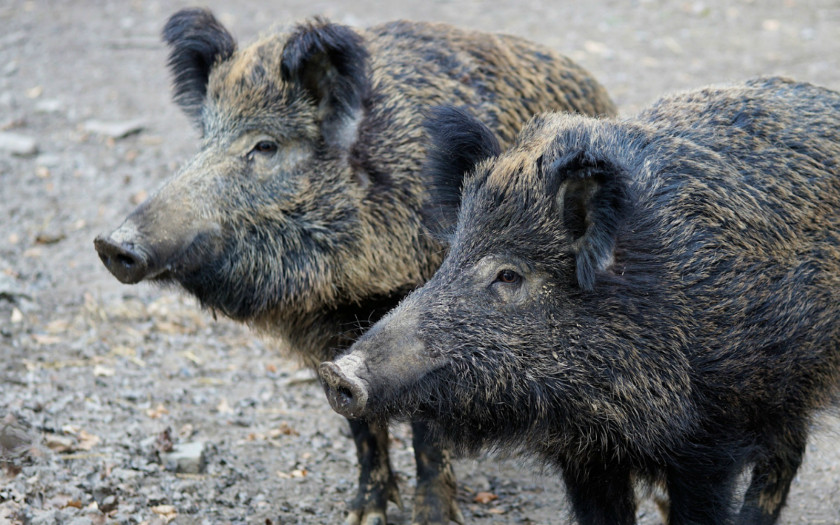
left=36, top=153, right=61, bottom=167
left=0, top=132, right=37, bottom=156
left=65, top=517, right=93, bottom=525
left=25, top=86, right=43, bottom=99
left=34, top=99, right=63, bottom=114
left=0, top=413, right=36, bottom=460
left=161, top=441, right=206, bottom=474
left=82, top=119, right=145, bottom=139
left=30, top=509, right=61, bottom=525
left=98, top=495, right=118, bottom=513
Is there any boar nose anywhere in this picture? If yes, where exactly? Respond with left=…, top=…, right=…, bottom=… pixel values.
left=319, top=362, right=369, bottom=419
left=93, top=235, right=150, bottom=284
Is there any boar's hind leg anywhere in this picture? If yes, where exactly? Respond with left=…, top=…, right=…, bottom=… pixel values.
left=410, top=421, right=464, bottom=525
left=346, top=419, right=402, bottom=525
left=561, top=459, right=636, bottom=525
left=737, top=423, right=807, bottom=525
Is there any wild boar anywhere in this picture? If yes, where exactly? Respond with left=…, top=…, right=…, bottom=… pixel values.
left=321, top=77, right=840, bottom=525
left=93, top=8, right=616, bottom=524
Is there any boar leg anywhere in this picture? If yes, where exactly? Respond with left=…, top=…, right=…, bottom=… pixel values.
left=666, top=459, right=739, bottom=525
left=346, top=419, right=402, bottom=525
left=737, top=423, right=807, bottom=525
left=410, top=421, right=464, bottom=525
left=561, top=459, right=635, bottom=525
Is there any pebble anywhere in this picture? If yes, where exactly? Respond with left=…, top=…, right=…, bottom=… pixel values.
left=0, top=131, right=37, bottom=156
left=99, top=495, right=118, bottom=513
left=66, top=517, right=94, bottom=525
left=161, top=441, right=206, bottom=474
left=34, top=99, right=63, bottom=114
left=82, top=118, right=145, bottom=139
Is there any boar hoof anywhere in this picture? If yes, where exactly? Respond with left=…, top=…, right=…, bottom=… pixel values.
left=344, top=509, right=387, bottom=525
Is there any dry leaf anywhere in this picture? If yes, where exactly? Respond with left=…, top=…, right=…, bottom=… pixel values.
left=216, top=398, right=232, bottom=414
left=182, top=351, right=202, bottom=365
left=178, top=424, right=194, bottom=439
left=47, top=494, right=73, bottom=509
left=44, top=434, right=74, bottom=453
left=31, top=334, right=61, bottom=345
left=93, top=365, right=115, bottom=377
left=151, top=504, right=177, bottom=523
left=265, top=363, right=277, bottom=373
left=146, top=404, right=168, bottom=419
left=473, top=492, right=498, bottom=504
left=45, top=319, right=71, bottom=334
left=154, top=321, right=185, bottom=334
left=131, top=190, right=148, bottom=205
left=488, top=507, right=506, bottom=514
left=277, top=469, right=307, bottom=479
left=61, top=425, right=81, bottom=435
left=111, top=345, right=146, bottom=367
left=34, top=231, right=65, bottom=244
left=267, top=422, right=299, bottom=438
left=76, top=430, right=100, bottom=451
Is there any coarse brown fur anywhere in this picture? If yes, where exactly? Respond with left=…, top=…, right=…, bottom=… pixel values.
left=94, top=8, right=615, bottom=525
left=322, top=77, right=840, bottom=525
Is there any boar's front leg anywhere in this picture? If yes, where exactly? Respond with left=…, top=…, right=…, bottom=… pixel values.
left=666, top=457, right=740, bottom=525
left=410, top=421, right=464, bottom=525
left=346, top=419, right=402, bottom=525
left=561, top=459, right=636, bottom=525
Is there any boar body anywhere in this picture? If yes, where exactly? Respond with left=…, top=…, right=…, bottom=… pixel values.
left=95, top=9, right=615, bottom=525
left=322, top=77, right=840, bottom=525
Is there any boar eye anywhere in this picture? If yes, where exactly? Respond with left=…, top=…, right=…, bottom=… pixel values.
left=494, top=269, right=521, bottom=285
left=251, top=140, right=278, bottom=155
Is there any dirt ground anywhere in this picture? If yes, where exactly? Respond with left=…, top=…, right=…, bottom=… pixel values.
left=2, top=1, right=840, bottom=524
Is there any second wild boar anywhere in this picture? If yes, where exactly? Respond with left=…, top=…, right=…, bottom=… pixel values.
left=321, top=77, right=840, bottom=525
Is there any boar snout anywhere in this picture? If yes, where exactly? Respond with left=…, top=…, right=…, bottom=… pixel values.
left=94, top=234, right=152, bottom=284
left=320, top=358, right=369, bottom=419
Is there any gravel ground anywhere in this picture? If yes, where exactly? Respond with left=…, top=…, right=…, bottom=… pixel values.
left=1, top=1, right=839, bottom=524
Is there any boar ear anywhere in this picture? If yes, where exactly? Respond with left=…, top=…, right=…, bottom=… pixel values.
left=281, top=19, right=370, bottom=149
left=163, top=8, right=236, bottom=123
left=421, top=106, right=502, bottom=239
left=547, top=150, right=629, bottom=291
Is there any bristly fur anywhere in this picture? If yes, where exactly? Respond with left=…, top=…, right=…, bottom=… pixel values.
left=162, top=8, right=236, bottom=124
left=97, top=11, right=617, bottom=525
left=421, top=106, right=502, bottom=241
left=331, top=77, right=840, bottom=525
